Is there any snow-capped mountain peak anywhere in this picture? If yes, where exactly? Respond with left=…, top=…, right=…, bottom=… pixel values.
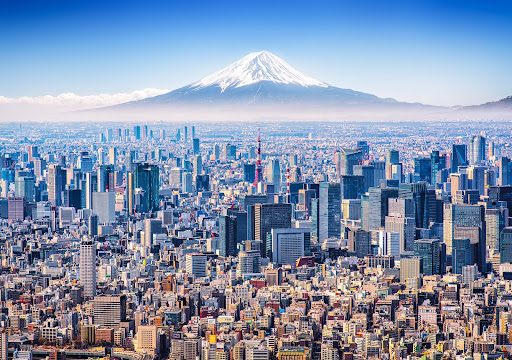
left=190, top=51, right=328, bottom=92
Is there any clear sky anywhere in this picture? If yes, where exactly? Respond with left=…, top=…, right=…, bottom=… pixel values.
left=1, top=0, right=511, bottom=106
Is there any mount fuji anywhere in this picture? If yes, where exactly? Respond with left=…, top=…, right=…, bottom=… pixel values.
left=120, top=51, right=427, bottom=108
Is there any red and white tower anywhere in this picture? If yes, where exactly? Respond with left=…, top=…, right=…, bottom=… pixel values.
left=286, top=166, right=290, bottom=203
left=253, top=128, right=264, bottom=186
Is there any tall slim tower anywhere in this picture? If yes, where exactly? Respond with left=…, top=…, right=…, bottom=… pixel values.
left=80, top=239, right=97, bottom=298
left=253, top=128, right=264, bottom=186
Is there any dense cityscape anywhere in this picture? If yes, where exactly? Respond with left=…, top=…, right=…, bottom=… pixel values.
left=0, top=120, right=512, bottom=360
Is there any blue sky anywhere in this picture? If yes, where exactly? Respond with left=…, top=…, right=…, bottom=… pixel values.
left=1, top=0, right=511, bottom=106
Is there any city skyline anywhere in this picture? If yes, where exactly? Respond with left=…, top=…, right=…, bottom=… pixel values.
left=1, top=0, right=512, bottom=107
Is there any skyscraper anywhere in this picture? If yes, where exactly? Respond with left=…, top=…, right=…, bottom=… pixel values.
left=414, top=239, right=446, bottom=275
left=80, top=239, right=96, bottom=298
left=340, top=175, right=363, bottom=201
left=413, top=157, right=431, bottom=183
left=452, top=238, right=472, bottom=274
left=469, top=135, right=486, bottom=165
left=133, top=163, right=160, bottom=212
left=254, top=203, right=292, bottom=258
left=337, top=148, right=363, bottom=177
left=219, top=215, right=237, bottom=257
left=271, top=228, right=310, bottom=265
left=237, top=250, right=261, bottom=276
left=400, top=257, right=423, bottom=284
left=451, top=144, right=468, bottom=173
left=385, top=150, right=399, bottom=180
left=318, top=182, right=341, bottom=241
left=367, top=187, right=399, bottom=231
left=399, top=182, right=436, bottom=229
left=500, top=227, right=512, bottom=264
left=186, top=253, right=207, bottom=278
left=431, top=150, right=447, bottom=187
left=193, top=138, right=200, bottom=155
left=385, top=215, right=415, bottom=253
left=347, top=229, right=371, bottom=258
left=48, top=164, right=65, bottom=206
left=93, top=295, right=127, bottom=328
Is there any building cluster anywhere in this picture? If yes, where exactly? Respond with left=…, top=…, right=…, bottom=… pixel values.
left=1, top=122, right=512, bottom=360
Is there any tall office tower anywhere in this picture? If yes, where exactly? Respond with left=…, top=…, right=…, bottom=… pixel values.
left=452, top=238, right=472, bottom=274
left=254, top=129, right=264, bottom=186
left=106, top=128, right=113, bottom=142
left=414, top=239, right=446, bottom=275
left=33, top=158, right=47, bottom=180
left=0, top=331, right=7, bottom=360
left=15, top=173, right=35, bottom=202
left=85, top=172, right=97, bottom=210
left=191, top=125, right=195, bottom=139
left=340, top=175, right=363, bottom=200
left=93, top=295, right=127, bottom=328
left=366, top=187, right=399, bottom=231
left=244, top=163, right=256, bottom=183
left=347, top=229, right=371, bottom=258
left=195, top=174, right=210, bottom=192
left=385, top=215, right=415, bottom=253
left=271, top=228, right=311, bottom=265
left=27, top=145, right=39, bottom=162
left=486, top=207, right=509, bottom=251
left=48, top=164, right=65, bottom=206
left=176, top=128, right=181, bottom=142
left=219, top=215, right=237, bottom=257
left=80, top=239, right=97, bottom=298
left=388, top=198, right=414, bottom=218
left=414, top=157, right=431, bottom=183
left=462, top=264, right=478, bottom=284
left=385, top=150, right=399, bottom=179
left=125, top=151, right=134, bottom=173
left=8, top=197, right=25, bottom=221
left=400, top=257, right=423, bottom=286
left=133, top=125, right=141, bottom=140
left=227, top=208, right=248, bottom=243
left=133, top=163, right=159, bottom=212
left=450, top=172, right=469, bottom=194
left=443, top=203, right=485, bottom=256
left=184, top=126, right=188, bottom=142
left=108, top=147, right=117, bottom=166
left=500, top=228, right=512, bottom=264
left=213, top=143, right=220, bottom=160
left=142, top=125, right=148, bottom=140
left=267, top=159, right=281, bottom=187
left=353, top=165, right=375, bottom=193
left=237, top=250, right=261, bottom=276
left=186, top=253, right=207, bottom=278
left=318, top=182, right=341, bottom=241
left=451, top=144, right=468, bottom=173
left=254, top=203, right=292, bottom=258
left=378, top=231, right=400, bottom=257
left=193, top=138, right=200, bottom=155
left=97, top=165, right=115, bottom=192
left=356, top=140, right=370, bottom=158
left=192, top=156, right=202, bottom=177
left=469, top=135, right=486, bottom=165
left=431, top=150, right=447, bottom=187
left=336, top=148, right=363, bottom=177
left=467, top=166, right=486, bottom=194
left=144, top=218, right=163, bottom=254
left=499, top=157, right=510, bottom=186
left=342, top=199, right=361, bottom=220
left=223, top=143, right=237, bottom=160
left=181, top=172, right=193, bottom=193
left=89, top=214, right=98, bottom=236
left=170, top=167, right=184, bottom=188
left=92, top=192, right=115, bottom=224
left=310, top=198, right=320, bottom=240
left=78, top=152, right=93, bottom=172
left=399, top=182, right=436, bottom=229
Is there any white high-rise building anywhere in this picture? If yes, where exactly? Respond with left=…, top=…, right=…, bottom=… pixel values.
left=271, top=228, right=309, bottom=265
left=80, top=239, right=97, bottom=298
left=0, top=331, right=8, bottom=360
left=186, top=253, right=207, bottom=278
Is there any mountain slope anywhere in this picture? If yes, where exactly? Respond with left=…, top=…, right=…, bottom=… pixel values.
left=119, top=51, right=430, bottom=108
left=462, top=95, right=512, bottom=111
